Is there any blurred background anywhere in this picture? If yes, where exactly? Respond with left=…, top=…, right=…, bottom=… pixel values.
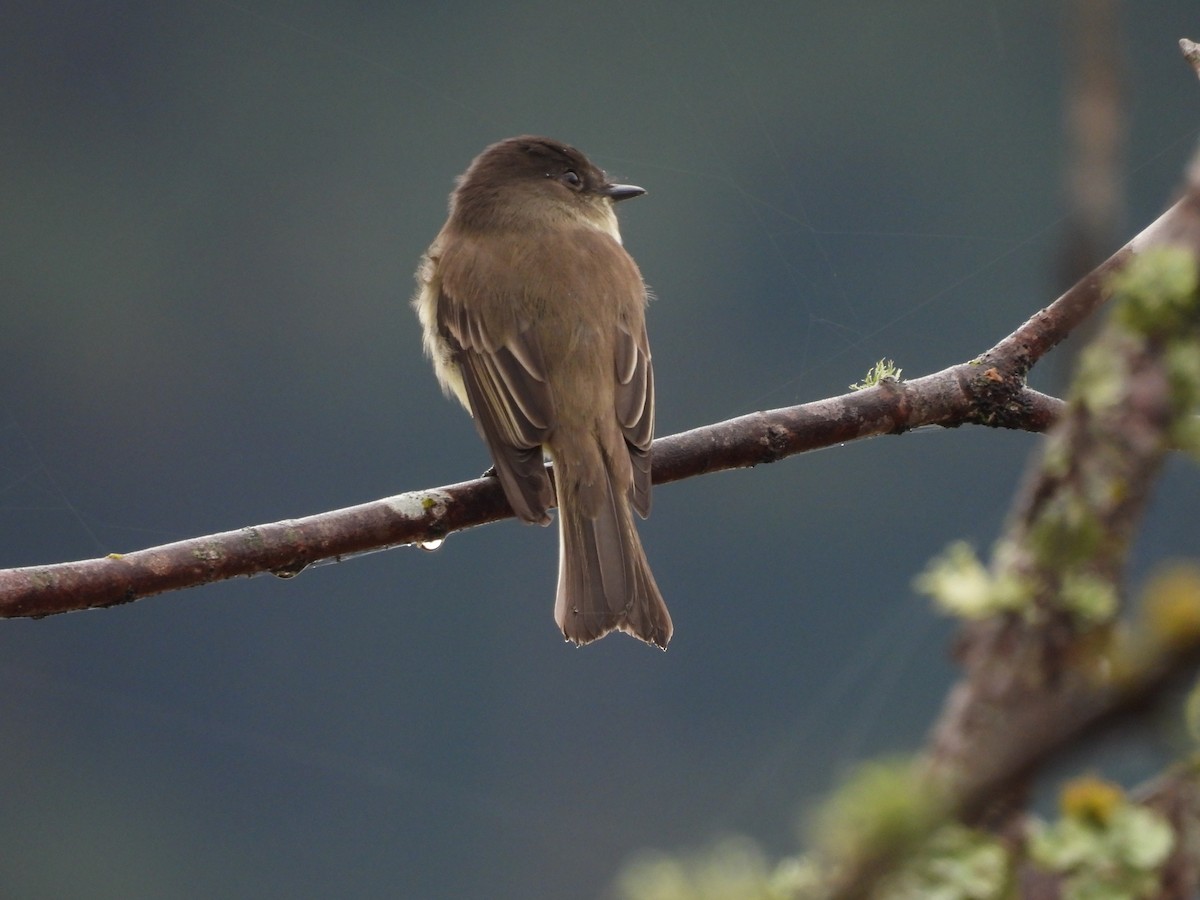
left=2, top=2, right=1199, bottom=897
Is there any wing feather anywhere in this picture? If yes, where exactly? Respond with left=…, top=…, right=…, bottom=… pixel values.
left=438, top=288, right=556, bottom=524
left=614, top=319, right=654, bottom=518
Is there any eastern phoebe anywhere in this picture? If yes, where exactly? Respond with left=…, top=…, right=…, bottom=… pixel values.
left=413, top=136, right=672, bottom=648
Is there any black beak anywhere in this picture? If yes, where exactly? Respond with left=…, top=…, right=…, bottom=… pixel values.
left=604, top=183, right=646, bottom=202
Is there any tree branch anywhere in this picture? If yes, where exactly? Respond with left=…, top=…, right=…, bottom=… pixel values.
left=2, top=189, right=1198, bottom=619
left=924, top=182, right=1200, bottom=809
left=822, top=120, right=1200, bottom=900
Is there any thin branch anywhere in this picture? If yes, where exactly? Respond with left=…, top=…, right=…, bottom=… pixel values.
left=0, top=377, right=1049, bottom=619
left=2, top=188, right=1197, bottom=619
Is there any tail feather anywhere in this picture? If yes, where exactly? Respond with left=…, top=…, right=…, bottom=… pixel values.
left=554, top=463, right=672, bottom=649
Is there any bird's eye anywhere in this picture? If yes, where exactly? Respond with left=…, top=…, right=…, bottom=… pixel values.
left=561, top=169, right=582, bottom=189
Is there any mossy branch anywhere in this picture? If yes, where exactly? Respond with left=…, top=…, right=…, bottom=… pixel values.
left=821, top=153, right=1200, bottom=900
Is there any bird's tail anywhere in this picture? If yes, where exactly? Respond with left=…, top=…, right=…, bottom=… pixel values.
left=553, top=458, right=672, bottom=649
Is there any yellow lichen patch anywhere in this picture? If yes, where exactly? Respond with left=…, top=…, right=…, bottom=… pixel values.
left=1142, top=563, right=1200, bottom=648
left=1059, top=775, right=1124, bottom=827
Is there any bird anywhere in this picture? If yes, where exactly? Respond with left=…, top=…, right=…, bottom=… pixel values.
left=413, top=136, right=672, bottom=648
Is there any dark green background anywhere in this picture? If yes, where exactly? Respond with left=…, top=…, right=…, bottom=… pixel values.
left=2, top=3, right=1198, bottom=897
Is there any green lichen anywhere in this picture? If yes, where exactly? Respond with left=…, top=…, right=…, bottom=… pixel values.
left=615, top=838, right=810, bottom=900
left=1040, top=440, right=1073, bottom=480
left=1029, top=795, right=1174, bottom=900
left=812, top=758, right=943, bottom=864
left=1111, top=246, right=1199, bottom=338
left=1060, top=572, right=1119, bottom=626
left=1029, top=497, right=1105, bottom=571
left=878, top=826, right=1011, bottom=900
left=915, top=542, right=1029, bottom=620
left=1165, top=340, right=1200, bottom=408
left=1072, top=341, right=1129, bottom=414
left=1165, top=338, right=1200, bottom=459
left=850, top=358, right=903, bottom=391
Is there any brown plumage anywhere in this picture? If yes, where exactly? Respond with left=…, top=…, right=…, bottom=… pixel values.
left=413, top=136, right=671, bottom=648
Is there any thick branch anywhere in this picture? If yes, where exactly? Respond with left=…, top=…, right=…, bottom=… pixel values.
left=925, top=181, right=1200, bottom=805
left=825, top=121, right=1200, bottom=900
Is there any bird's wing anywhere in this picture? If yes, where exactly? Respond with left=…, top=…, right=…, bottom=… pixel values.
left=438, top=286, right=556, bottom=525
left=614, top=317, right=654, bottom=518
